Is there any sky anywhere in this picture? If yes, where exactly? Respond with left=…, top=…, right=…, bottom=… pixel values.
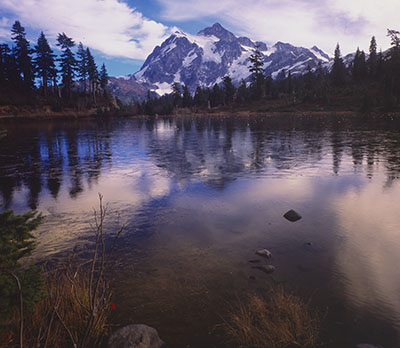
left=0, top=0, right=399, bottom=77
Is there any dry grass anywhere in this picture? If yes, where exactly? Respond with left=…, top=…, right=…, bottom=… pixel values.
left=1, top=269, right=112, bottom=348
left=223, top=287, right=322, bottom=348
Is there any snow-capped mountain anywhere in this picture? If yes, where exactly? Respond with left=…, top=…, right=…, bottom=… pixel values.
left=109, top=23, right=332, bottom=99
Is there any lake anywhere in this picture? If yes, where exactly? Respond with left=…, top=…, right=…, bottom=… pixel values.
left=1, top=114, right=400, bottom=347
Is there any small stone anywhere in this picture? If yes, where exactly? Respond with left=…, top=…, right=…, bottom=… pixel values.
left=252, top=265, right=275, bottom=274
left=249, top=259, right=261, bottom=263
left=284, top=209, right=302, bottom=222
left=108, top=324, right=165, bottom=348
left=255, top=249, right=272, bottom=258
left=249, top=275, right=256, bottom=280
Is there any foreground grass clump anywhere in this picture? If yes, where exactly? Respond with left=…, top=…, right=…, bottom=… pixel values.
left=223, top=287, right=322, bottom=348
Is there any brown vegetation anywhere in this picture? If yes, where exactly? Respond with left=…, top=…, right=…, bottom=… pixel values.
left=223, top=287, right=322, bottom=348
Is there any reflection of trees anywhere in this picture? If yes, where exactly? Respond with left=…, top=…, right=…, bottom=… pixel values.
left=2, top=115, right=400, bottom=208
left=25, top=139, right=42, bottom=209
left=46, top=132, right=63, bottom=199
left=143, top=116, right=400, bottom=189
left=0, top=122, right=113, bottom=208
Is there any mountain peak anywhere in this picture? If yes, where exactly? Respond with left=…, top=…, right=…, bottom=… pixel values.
left=197, top=23, right=236, bottom=42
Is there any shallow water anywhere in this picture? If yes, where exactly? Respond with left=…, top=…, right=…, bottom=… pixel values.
left=1, top=114, right=400, bottom=347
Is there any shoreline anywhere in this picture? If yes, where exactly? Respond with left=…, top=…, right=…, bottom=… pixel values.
left=1, top=107, right=400, bottom=122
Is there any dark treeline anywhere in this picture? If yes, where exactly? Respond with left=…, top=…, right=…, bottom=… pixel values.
left=137, top=30, right=400, bottom=115
left=0, top=21, right=114, bottom=111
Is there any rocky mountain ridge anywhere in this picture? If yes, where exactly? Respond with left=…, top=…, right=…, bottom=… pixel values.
left=108, top=23, right=335, bottom=100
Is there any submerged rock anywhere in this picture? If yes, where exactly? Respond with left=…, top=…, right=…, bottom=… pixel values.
left=255, top=249, right=272, bottom=258
left=108, top=324, right=165, bottom=348
left=283, top=209, right=302, bottom=222
left=252, top=265, right=275, bottom=274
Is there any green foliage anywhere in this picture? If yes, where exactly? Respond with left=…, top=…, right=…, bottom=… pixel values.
left=11, top=21, right=34, bottom=89
left=0, top=210, right=42, bottom=268
left=223, top=76, right=235, bottom=105
left=34, top=31, right=56, bottom=97
left=57, top=33, right=78, bottom=98
left=248, top=45, right=265, bottom=99
left=0, top=209, right=44, bottom=321
left=331, top=43, right=347, bottom=87
left=0, top=20, right=114, bottom=109
left=99, top=63, right=109, bottom=90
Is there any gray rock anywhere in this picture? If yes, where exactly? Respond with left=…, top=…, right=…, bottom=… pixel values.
left=283, top=210, right=302, bottom=222
left=255, top=249, right=272, bottom=258
left=356, top=345, right=384, bottom=348
left=108, top=324, right=165, bottom=348
left=252, top=265, right=275, bottom=274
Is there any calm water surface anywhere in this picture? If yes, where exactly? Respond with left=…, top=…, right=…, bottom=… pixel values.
left=1, top=114, right=400, bottom=347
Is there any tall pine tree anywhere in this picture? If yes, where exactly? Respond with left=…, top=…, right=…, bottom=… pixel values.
left=56, top=33, right=77, bottom=98
left=248, top=44, right=264, bottom=99
left=331, top=43, right=346, bottom=87
left=34, top=32, right=56, bottom=97
left=99, top=63, right=109, bottom=91
left=86, top=48, right=98, bottom=102
left=77, top=42, right=88, bottom=93
left=368, top=36, right=377, bottom=79
left=11, top=21, right=34, bottom=89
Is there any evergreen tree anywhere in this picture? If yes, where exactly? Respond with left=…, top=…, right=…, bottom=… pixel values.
left=33, top=32, right=56, bottom=97
left=368, top=36, right=377, bottom=78
left=182, top=84, right=192, bottom=108
left=248, top=44, right=264, bottom=99
left=210, top=83, right=223, bottom=107
left=236, top=79, right=248, bottom=104
left=56, top=33, right=77, bottom=98
left=0, top=210, right=44, bottom=322
left=0, top=44, right=13, bottom=87
left=11, top=21, right=34, bottom=89
left=172, top=82, right=181, bottom=107
left=86, top=48, right=98, bottom=103
left=385, top=29, right=400, bottom=107
left=352, top=48, right=367, bottom=82
left=223, top=76, right=235, bottom=105
left=194, top=86, right=207, bottom=108
left=77, top=42, right=88, bottom=92
left=287, top=70, right=293, bottom=94
left=331, top=43, right=346, bottom=87
left=304, top=65, right=314, bottom=91
left=99, top=63, right=109, bottom=91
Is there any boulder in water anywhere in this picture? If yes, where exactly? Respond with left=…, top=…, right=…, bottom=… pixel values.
left=108, top=324, right=165, bottom=348
left=255, top=249, right=272, bottom=258
left=284, top=209, right=302, bottom=222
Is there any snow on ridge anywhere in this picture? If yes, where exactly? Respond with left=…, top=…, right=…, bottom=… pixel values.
left=116, top=75, right=132, bottom=81
left=134, top=65, right=149, bottom=81
left=174, top=30, right=220, bottom=48
left=152, top=82, right=173, bottom=96
left=161, top=42, right=177, bottom=55
left=310, top=47, right=330, bottom=62
left=183, top=50, right=198, bottom=67
left=241, top=44, right=254, bottom=52
left=262, top=46, right=276, bottom=56
left=228, top=52, right=251, bottom=82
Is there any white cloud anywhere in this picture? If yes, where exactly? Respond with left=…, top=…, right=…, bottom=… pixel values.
left=157, top=0, right=399, bottom=55
left=0, top=0, right=173, bottom=59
